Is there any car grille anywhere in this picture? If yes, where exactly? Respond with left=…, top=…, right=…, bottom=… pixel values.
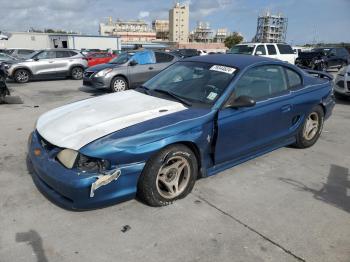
left=83, top=80, right=92, bottom=86
left=84, top=71, right=94, bottom=78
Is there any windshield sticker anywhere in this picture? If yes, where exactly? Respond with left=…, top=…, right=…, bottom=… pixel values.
left=207, top=92, right=218, bottom=100
left=210, top=65, right=236, bottom=74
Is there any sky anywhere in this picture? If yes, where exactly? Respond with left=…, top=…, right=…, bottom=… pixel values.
left=0, top=0, right=349, bottom=45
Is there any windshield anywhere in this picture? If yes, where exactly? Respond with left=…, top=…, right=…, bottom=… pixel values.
left=228, top=45, right=255, bottom=55
left=109, top=53, right=133, bottom=64
left=143, top=61, right=237, bottom=106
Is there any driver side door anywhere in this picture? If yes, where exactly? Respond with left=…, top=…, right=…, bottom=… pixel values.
left=128, top=51, right=156, bottom=88
left=215, top=65, right=296, bottom=164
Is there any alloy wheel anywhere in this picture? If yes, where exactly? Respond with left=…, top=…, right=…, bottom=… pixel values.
left=303, top=112, right=319, bottom=140
left=16, top=70, right=29, bottom=83
left=72, top=68, right=83, bottom=80
left=156, top=156, right=190, bottom=199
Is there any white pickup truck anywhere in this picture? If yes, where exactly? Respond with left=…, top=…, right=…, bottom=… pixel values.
left=228, top=43, right=297, bottom=64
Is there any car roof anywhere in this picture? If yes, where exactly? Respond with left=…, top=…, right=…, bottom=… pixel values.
left=183, top=54, right=279, bottom=70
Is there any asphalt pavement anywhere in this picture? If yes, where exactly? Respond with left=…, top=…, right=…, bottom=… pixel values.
left=0, top=79, right=349, bottom=262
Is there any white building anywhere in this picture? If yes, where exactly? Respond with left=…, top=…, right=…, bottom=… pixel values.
left=169, top=3, right=189, bottom=43
left=0, top=32, right=121, bottom=51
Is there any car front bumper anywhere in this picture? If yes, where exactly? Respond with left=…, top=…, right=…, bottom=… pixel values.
left=334, top=74, right=350, bottom=96
left=83, top=73, right=111, bottom=89
left=27, top=131, right=145, bottom=210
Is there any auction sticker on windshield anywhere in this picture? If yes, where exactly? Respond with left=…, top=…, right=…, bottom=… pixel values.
left=210, top=65, right=236, bottom=74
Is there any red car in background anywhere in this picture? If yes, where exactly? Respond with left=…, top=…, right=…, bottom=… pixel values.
left=86, top=52, right=117, bottom=67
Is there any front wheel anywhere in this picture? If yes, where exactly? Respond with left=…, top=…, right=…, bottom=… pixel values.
left=71, top=67, right=83, bottom=80
left=137, top=145, right=198, bottom=206
left=110, top=76, right=128, bottom=92
left=294, top=105, right=324, bottom=148
left=14, top=69, right=30, bottom=83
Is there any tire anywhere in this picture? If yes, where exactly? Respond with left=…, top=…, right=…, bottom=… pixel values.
left=14, top=69, right=30, bottom=83
left=71, top=67, right=83, bottom=80
left=294, top=105, right=324, bottom=148
left=110, top=76, right=128, bottom=92
left=137, top=144, right=198, bottom=207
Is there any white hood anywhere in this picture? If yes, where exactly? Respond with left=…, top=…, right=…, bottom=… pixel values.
left=36, top=90, right=187, bottom=150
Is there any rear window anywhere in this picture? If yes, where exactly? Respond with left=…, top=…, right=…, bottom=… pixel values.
left=277, top=44, right=294, bottom=54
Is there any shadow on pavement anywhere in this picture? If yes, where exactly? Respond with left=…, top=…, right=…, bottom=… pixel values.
left=79, top=86, right=108, bottom=97
left=16, top=230, right=48, bottom=262
left=279, top=164, right=350, bottom=213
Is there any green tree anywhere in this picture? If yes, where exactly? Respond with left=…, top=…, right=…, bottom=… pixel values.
left=224, top=32, right=243, bottom=49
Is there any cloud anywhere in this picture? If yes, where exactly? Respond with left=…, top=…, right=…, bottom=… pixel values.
left=138, top=11, right=150, bottom=19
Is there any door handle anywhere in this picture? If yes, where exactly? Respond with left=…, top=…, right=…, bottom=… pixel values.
left=281, top=105, right=292, bottom=113
left=48, top=61, right=54, bottom=63
left=149, top=67, right=154, bottom=70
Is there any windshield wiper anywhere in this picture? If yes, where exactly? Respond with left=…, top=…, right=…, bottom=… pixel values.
left=152, top=88, right=192, bottom=107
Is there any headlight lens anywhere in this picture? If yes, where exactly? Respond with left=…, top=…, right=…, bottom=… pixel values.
left=94, top=68, right=113, bottom=77
left=57, top=149, right=79, bottom=169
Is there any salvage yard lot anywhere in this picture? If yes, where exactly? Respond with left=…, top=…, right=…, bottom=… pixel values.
left=0, top=80, right=349, bottom=262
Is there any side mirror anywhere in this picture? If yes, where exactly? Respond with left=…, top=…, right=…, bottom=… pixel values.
left=33, top=57, right=39, bottom=61
left=129, top=60, right=138, bottom=66
left=225, top=95, right=256, bottom=109
left=255, top=51, right=263, bottom=56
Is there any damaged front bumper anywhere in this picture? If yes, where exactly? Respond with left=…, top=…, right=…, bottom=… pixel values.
left=27, top=131, right=145, bottom=210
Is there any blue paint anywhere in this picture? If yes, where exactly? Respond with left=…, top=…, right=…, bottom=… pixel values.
left=27, top=54, right=335, bottom=209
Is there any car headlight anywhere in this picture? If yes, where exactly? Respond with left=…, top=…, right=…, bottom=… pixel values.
left=94, top=68, right=113, bottom=77
left=76, top=154, right=110, bottom=172
left=57, top=149, right=79, bottom=169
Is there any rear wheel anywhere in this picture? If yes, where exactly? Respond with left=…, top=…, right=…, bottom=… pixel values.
left=71, top=67, right=83, bottom=80
left=294, top=105, right=324, bottom=148
left=14, top=69, right=30, bottom=83
left=137, top=144, right=198, bottom=206
left=111, top=76, right=128, bottom=92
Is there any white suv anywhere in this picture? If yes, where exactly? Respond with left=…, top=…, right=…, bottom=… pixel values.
left=229, top=43, right=297, bottom=64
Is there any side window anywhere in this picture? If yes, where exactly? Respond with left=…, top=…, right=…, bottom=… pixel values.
left=266, top=45, right=277, bottom=55
left=329, top=49, right=337, bottom=56
left=56, top=51, right=73, bottom=58
left=285, top=68, right=302, bottom=88
left=132, top=51, right=155, bottom=65
left=255, top=45, right=266, bottom=55
left=36, top=51, right=56, bottom=59
left=277, top=44, right=294, bottom=54
left=155, top=52, right=174, bottom=63
left=234, top=65, right=288, bottom=100
left=18, top=50, right=33, bottom=55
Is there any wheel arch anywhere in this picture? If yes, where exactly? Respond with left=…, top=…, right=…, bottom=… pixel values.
left=12, top=66, right=33, bottom=76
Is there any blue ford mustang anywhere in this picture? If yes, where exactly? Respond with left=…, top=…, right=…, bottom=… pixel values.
left=27, top=54, right=335, bottom=209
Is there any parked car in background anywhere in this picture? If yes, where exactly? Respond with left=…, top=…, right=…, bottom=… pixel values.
left=0, top=52, right=18, bottom=62
left=3, top=48, right=36, bottom=59
left=86, top=52, right=117, bottom=67
left=83, top=50, right=178, bottom=92
left=228, top=43, right=296, bottom=64
left=28, top=54, right=334, bottom=209
left=6, top=49, right=88, bottom=83
left=198, top=50, right=208, bottom=56
left=334, top=65, right=350, bottom=99
left=170, top=49, right=199, bottom=58
left=295, top=47, right=350, bottom=71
